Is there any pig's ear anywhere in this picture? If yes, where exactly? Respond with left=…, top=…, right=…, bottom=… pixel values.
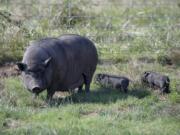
left=44, top=57, right=52, bottom=67
left=16, top=62, right=27, bottom=71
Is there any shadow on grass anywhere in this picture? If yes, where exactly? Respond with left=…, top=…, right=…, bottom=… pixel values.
left=49, top=87, right=151, bottom=106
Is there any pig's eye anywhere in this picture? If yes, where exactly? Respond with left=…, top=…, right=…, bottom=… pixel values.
left=35, top=69, right=44, bottom=74
left=26, top=72, right=30, bottom=75
left=27, top=69, right=43, bottom=74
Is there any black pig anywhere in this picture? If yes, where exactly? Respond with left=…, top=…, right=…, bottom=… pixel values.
left=17, top=34, right=98, bottom=101
left=141, top=71, right=170, bottom=93
left=95, top=73, right=129, bottom=93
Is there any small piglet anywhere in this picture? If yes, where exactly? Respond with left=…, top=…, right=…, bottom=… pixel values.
left=95, top=73, right=129, bottom=93
left=141, top=71, right=170, bottom=93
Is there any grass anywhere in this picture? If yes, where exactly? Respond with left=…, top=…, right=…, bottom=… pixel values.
left=0, top=62, right=180, bottom=135
left=0, top=0, right=180, bottom=134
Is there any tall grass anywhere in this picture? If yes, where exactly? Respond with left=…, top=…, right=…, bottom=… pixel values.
left=0, top=0, right=180, bottom=64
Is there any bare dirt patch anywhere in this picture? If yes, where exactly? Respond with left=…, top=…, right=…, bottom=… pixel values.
left=137, top=56, right=155, bottom=63
left=80, top=111, right=99, bottom=117
left=3, top=118, right=21, bottom=129
left=0, top=63, right=20, bottom=78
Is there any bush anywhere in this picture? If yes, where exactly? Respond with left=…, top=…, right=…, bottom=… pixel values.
left=52, top=0, right=86, bottom=27
left=157, top=54, right=172, bottom=66
left=169, top=47, right=180, bottom=66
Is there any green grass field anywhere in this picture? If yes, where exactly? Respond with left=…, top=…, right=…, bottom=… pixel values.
left=0, top=0, right=180, bottom=134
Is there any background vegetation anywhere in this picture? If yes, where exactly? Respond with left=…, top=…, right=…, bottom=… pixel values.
left=0, top=0, right=180, bottom=134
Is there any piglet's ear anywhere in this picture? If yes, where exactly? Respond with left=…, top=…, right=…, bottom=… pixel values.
left=16, top=62, right=27, bottom=71
left=101, top=74, right=105, bottom=79
left=44, top=57, right=52, bottom=67
left=144, top=71, right=150, bottom=77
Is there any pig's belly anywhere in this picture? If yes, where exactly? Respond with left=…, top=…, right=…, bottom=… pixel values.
left=68, top=76, right=84, bottom=89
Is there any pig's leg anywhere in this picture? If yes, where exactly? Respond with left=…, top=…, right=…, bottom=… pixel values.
left=83, top=74, right=91, bottom=93
left=123, top=87, right=128, bottom=93
left=46, top=89, right=55, bottom=102
left=85, top=83, right=90, bottom=93
left=78, top=84, right=83, bottom=93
